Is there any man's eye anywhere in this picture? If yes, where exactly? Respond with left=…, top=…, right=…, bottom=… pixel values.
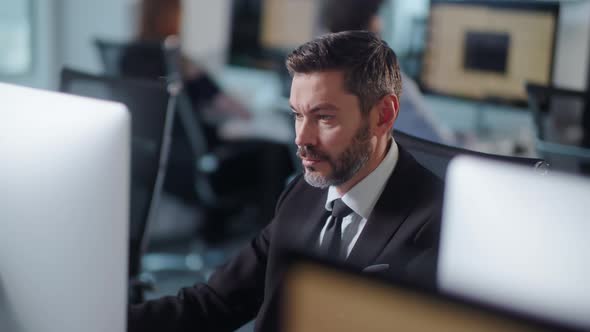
left=318, top=115, right=334, bottom=121
left=292, top=112, right=303, bottom=120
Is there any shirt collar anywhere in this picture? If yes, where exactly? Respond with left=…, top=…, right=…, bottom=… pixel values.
left=326, top=137, right=399, bottom=219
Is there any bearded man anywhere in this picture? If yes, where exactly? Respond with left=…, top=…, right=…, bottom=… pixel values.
left=128, top=31, right=444, bottom=332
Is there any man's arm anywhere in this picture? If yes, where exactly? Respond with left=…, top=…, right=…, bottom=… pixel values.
left=127, top=223, right=271, bottom=332
left=127, top=175, right=303, bottom=332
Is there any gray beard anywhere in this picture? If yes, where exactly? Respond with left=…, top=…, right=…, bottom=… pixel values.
left=303, top=124, right=371, bottom=188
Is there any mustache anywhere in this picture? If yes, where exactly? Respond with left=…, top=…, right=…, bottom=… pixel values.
left=297, top=146, right=329, bottom=161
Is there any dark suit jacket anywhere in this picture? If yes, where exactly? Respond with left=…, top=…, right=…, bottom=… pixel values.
left=128, top=145, right=444, bottom=332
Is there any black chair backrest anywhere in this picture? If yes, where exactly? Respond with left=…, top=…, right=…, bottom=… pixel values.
left=95, top=36, right=209, bottom=158
left=526, top=83, right=590, bottom=162
left=95, top=38, right=167, bottom=79
left=393, top=130, right=548, bottom=179
left=60, top=68, right=175, bottom=277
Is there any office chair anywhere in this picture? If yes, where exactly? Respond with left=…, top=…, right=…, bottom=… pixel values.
left=95, top=38, right=167, bottom=78
left=60, top=68, right=176, bottom=303
left=96, top=37, right=216, bottom=198
left=393, top=130, right=549, bottom=179
left=95, top=36, right=295, bottom=241
left=526, top=83, right=590, bottom=175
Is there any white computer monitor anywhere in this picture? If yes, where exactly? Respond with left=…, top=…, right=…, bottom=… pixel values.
left=0, top=83, right=130, bottom=332
left=439, top=156, right=590, bottom=330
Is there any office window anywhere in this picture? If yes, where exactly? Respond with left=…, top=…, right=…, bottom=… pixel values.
left=0, top=0, right=33, bottom=76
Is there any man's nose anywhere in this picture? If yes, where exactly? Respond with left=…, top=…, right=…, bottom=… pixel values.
left=295, top=120, right=317, bottom=147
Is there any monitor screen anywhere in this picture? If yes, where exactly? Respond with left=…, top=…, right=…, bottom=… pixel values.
left=282, top=259, right=570, bottom=332
left=421, top=1, right=559, bottom=103
left=463, top=31, right=510, bottom=74
left=228, top=0, right=318, bottom=68
left=440, top=156, right=590, bottom=330
left=0, top=83, right=129, bottom=332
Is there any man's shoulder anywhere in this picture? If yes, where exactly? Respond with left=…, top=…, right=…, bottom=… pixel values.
left=394, top=144, right=444, bottom=193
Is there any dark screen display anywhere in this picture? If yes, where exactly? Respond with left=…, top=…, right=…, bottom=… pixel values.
left=463, top=31, right=510, bottom=74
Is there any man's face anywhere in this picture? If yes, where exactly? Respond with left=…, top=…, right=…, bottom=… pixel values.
left=290, top=71, right=374, bottom=188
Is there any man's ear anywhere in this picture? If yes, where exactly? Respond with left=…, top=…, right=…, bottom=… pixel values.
left=375, top=94, right=399, bottom=134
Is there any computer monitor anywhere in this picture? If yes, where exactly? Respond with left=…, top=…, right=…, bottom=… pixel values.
left=228, top=0, right=318, bottom=68
left=421, top=0, right=559, bottom=104
left=280, top=252, right=577, bottom=332
left=0, top=83, right=130, bottom=332
left=439, top=156, right=590, bottom=330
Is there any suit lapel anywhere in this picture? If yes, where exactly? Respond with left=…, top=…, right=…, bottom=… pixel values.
left=346, top=147, right=417, bottom=268
left=300, top=198, right=330, bottom=248
left=279, top=183, right=330, bottom=249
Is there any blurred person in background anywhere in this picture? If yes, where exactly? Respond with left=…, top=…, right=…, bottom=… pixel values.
left=124, top=0, right=251, bottom=131
left=320, top=0, right=456, bottom=144
left=123, top=0, right=294, bottom=240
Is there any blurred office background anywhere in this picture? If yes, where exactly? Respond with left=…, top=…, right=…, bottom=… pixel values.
left=2, top=1, right=590, bottom=330
left=3, top=0, right=590, bottom=156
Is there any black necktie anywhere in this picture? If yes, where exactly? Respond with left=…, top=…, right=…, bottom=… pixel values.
left=320, top=199, right=353, bottom=259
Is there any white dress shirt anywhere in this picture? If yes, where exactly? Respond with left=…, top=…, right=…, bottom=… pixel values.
left=319, top=138, right=399, bottom=259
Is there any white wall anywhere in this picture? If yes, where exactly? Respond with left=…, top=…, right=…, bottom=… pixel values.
left=58, top=0, right=136, bottom=74
left=552, top=0, right=590, bottom=90
left=181, top=0, right=232, bottom=75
